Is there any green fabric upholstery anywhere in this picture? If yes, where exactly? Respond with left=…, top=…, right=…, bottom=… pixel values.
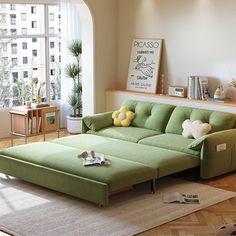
left=82, top=111, right=113, bottom=132
left=0, top=142, right=155, bottom=192
left=138, top=134, right=200, bottom=156
left=166, top=106, right=236, bottom=135
left=87, top=126, right=161, bottom=143
left=122, top=100, right=175, bottom=132
left=197, top=129, right=236, bottom=178
left=52, top=134, right=200, bottom=178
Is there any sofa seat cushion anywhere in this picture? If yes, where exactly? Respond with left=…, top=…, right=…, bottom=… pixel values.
left=86, top=126, right=161, bottom=143
left=0, top=142, right=155, bottom=191
left=52, top=134, right=200, bottom=178
left=138, top=134, right=200, bottom=157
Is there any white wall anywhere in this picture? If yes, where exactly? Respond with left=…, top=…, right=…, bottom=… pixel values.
left=118, top=0, right=236, bottom=99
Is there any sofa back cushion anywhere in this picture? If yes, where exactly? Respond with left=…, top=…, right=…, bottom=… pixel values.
left=122, top=100, right=175, bottom=132
left=166, top=106, right=236, bottom=135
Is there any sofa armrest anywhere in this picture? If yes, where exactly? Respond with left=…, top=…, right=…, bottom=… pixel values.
left=82, top=111, right=113, bottom=133
left=190, top=129, right=236, bottom=179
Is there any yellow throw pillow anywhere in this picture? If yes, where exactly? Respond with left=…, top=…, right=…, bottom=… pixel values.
left=112, top=106, right=135, bottom=127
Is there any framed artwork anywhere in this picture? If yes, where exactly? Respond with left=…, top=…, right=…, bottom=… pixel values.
left=126, top=38, right=162, bottom=93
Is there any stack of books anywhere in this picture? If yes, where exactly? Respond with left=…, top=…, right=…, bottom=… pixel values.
left=188, top=76, right=210, bottom=100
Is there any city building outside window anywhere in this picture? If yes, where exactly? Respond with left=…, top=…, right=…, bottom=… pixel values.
left=23, top=71, right=28, bottom=78
left=23, top=57, right=28, bottom=64
left=10, top=4, right=16, bottom=10
left=0, top=13, right=7, bottom=24
left=49, top=13, right=54, bottom=21
left=32, top=49, right=37, bottom=57
left=31, top=21, right=37, bottom=28
left=50, top=55, right=55, bottom=62
left=21, top=13, right=27, bottom=21
left=0, top=4, right=61, bottom=108
left=31, top=6, right=36, bottom=14
left=22, top=28, right=27, bottom=35
left=10, top=29, right=16, bottom=35
left=10, top=14, right=16, bottom=25
left=22, top=42, right=27, bottom=49
left=11, top=43, right=17, bottom=54
left=12, top=72, right=18, bottom=82
left=11, top=58, right=17, bottom=66
left=50, top=41, right=54, bottom=48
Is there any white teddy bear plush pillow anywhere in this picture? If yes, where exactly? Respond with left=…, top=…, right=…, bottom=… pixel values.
left=182, top=119, right=212, bottom=139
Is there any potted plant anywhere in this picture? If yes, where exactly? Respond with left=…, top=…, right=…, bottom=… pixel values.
left=65, top=40, right=83, bottom=134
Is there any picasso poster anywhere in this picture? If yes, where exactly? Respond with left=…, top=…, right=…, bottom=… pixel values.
left=126, top=38, right=162, bottom=93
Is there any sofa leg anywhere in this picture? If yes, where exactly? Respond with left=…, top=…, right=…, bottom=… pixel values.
left=151, top=179, right=156, bottom=194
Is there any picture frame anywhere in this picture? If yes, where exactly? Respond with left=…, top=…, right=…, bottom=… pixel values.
left=126, top=38, right=162, bottom=93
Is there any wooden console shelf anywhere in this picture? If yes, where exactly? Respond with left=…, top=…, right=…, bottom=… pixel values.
left=107, top=89, right=236, bottom=107
left=10, top=105, right=59, bottom=145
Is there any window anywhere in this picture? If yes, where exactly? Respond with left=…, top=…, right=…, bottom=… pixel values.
left=11, top=58, right=17, bottom=66
left=50, top=55, right=55, bottom=62
left=12, top=72, right=18, bottom=83
left=50, top=69, right=55, bottom=75
left=0, top=43, right=7, bottom=52
left=0, top=13, right=6, bottom=24
left=0, top=4, right=61, bottom=107
left=32, top=49, right=37, bottom=57
left=22, top=42, right=27, bottom=49
left=1, top=57, right=8, bottom=65
left=10, top=14, right=16, bottom=25
left=23, top=57, right=28, bottom=64
left=10, top=4, right=16, bottom=10
left=21, top=13, right=27, bottom=21
left=31, top=6, right=36, bottom=14
left=49, top=27, right=54, bottom=34
left=32, top=21, right=37, bottom=28
left=22, top=28, right=27, bottom=35
left=0, top=4, right=6, bottom=9
left=49, top=13, right=54, bottom=21
left=50, top=41, right=55, bottom=48
left=10, top=29, right=17, bottom=35
left=23, top=71, right=28, bottom=78
left=11, top=43, right=17, bottom=54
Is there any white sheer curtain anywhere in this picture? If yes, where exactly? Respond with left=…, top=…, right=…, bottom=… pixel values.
left=60, top=0, right=82, bottom=128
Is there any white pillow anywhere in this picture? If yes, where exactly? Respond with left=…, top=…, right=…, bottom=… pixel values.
left=182, top=119, right=212, bottom=139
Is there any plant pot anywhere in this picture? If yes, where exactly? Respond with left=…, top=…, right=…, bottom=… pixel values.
left=66, top=115, right=82, bottom=134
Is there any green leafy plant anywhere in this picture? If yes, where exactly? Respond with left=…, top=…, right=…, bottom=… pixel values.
left=64, top=40, right=82, bottom=117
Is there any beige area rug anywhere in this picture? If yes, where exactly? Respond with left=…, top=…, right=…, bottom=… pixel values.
left=0, top=175, right=235, bottom=236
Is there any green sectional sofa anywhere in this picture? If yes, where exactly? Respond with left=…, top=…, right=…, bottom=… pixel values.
left=0, top=100, right=236, bottom=206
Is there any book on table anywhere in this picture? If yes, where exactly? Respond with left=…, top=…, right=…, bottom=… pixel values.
left=163, top=192, right=200, bottom=204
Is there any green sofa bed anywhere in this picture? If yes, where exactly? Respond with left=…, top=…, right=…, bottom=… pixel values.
left=0, top=100, right=236, bottom=206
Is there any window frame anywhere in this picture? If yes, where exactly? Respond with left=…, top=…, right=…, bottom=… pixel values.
left=0, top=3, right=60, bottom=106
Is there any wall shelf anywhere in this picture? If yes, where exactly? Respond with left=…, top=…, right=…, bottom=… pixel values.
left=106, top=89, right=236, bottom=114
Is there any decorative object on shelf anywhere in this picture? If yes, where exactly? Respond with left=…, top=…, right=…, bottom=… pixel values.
left=126, top=38, right=163, bottom=93
left=64, top=40, right=82, bottom=134
left=168, top=85, right=187, bottom=98
left=159, top=74, right=165, bottom=95
left=213, top=85, right=225, bottom=101
left=229, top=78, right=236, bottom=88
left=36, top=81, right=46, bottom=104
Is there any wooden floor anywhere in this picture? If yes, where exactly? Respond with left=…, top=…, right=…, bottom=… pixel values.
left=0, top=131, right=236, bottom=236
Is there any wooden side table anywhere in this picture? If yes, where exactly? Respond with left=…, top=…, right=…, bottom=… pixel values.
left=10, top=105, right=60, bottom=146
